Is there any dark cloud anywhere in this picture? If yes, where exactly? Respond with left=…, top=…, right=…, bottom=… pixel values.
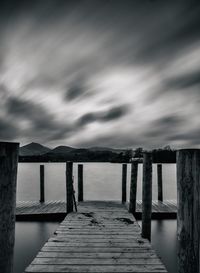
left=145, top=115, right=184, bottom=138
left=78, top=133, right=142, bottom=149
left=65, top=84, right=87, bottom=101
left=5, top=96, right=74, bottom=141
left=77, top=105, right=129, bottom=126
left=165, top=71, right=200, bottom=90
left=101, top=106, right=129, bottom=122
left=168, top=128, right=200, bottom=146
left=0, top=118, right=19, bottom=140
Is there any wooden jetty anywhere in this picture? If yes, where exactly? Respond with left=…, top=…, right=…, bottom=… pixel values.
left=1, top=142, right=200, bottom=273
left=16, top=200, right=177, bottom=220
left=25, top=201, right=168, bottom=273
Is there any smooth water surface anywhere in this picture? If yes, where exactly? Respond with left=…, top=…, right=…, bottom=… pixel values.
left=14, top=221, right=59, bottom=273
left=17, top=163, right=177, bottom=201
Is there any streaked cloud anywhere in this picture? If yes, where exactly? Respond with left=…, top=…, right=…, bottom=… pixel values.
left=0, top=0, right=200, bottom=148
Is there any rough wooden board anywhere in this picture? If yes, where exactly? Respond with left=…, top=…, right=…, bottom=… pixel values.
left=32, top=257, right=163, bottom=265
left=26, top=264, right=167, bottom=272
left=16, top=200, right=177, bottom=219
left=25, top=201, right=168, bottom=273
left=37, top=252, right=158, bottom=259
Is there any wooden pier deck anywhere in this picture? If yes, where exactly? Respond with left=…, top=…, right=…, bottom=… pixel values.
left=16, top=200, right=177, bottom=220
left=25, top=201, right=168, bottom=273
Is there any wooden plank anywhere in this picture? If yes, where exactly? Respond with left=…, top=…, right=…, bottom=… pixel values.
left=37, top=252, right=158, bottom=259
left=26, top=264, right=167, bottom=272
left=32, top=257, right=163, bottom=265
left=25, top=201, right=168, bottom=273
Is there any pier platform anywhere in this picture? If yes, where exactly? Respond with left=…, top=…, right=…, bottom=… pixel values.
left=25, top=201, right=168, bottom=273
left=16, top=200, right=177, bottom=220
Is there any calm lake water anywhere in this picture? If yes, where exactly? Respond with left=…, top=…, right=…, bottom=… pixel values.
left=15, top=163, right=177, bottom=273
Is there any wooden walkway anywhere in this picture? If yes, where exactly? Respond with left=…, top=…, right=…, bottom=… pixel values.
left=16, top=200, right=177, bottom=220
left=25, top=201, right=168, bottom=273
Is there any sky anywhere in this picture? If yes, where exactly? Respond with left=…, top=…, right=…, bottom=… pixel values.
left=0, top=0, right=200, bottom=149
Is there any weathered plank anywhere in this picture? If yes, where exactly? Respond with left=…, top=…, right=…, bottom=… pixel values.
left=25, top=201, right=168, bottom=273
left=16, top=200, right=177, bottom=220
left=26, top=264, right=167, bottom=272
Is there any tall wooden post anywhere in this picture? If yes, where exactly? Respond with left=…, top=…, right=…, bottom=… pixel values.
left=157, top=164, right=163, bottom=202
left=66, top=161, right=73, bottom=214
left=122, top=164, right=127, bottom=203
left=40, top=165, right=45, bottom=203
left=142, top=152, right=152, bottom=241
left=78, top=164, right=83, bottom=202
left=0, top=142, right=19, bottom=273
left=177, top=149, right=200, bottom=273
left=129, top=161, right=138, bottom=213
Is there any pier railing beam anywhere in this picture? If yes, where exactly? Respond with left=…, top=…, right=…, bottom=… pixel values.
left=122, top=164, right=127, bottom=203
left=66, top=161, right=73, bottom=214
left=129, top=161, right=138, bottom=213
left=142, top=152, right=152, bottom=241
left=78, top=164, right=83, bottom=202
left=0, top=142, right=19, bottom=273
left=157, top=164, right=163, bottom=202
left=177, top=149, right=200, bottom=273
left=40, top=165, right=45, bottom=203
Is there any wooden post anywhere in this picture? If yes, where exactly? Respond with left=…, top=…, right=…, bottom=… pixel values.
left=0, top=142, right=19, bottom=273
left=177, top=149, right=200, bottom=273
left=78, top=164, right=83, bottom=202
left=40, top=165, right=45, bottom=203
left=122, top=164, right=127, bottom=203
left=157, top=164, right=163, bottom=202
left=142, top=152, right=152, bottom=241
left=66, top=161, right=73, bottom=214
left=129, top=161, right=138, bottom=213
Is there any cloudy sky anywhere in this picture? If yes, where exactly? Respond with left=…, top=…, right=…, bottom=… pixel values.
left=0, top=0, right=200, bottom=149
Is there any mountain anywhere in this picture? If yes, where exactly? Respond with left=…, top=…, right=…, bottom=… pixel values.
left=19, top=143, right=131, bottom=163
left=19, top=142, right=51, bottom=156
left=48, top=145, right=76, bottom=154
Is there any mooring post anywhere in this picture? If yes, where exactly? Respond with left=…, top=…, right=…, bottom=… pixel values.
left=78, top=164, right=83, bottom=202
left=142, top=151, right=152, bottom=241
left=122, top=164, right=127, bottom=203
left=157, top=164, right=163, bottom=202
left=0, top=142, right=19, bottom=273
left=40, top=165, right=45, bottom=203
left=129, top=161, right=138, bottom=213
left=177, top=149, right=200, bottom=273
left=66, top=161, right=73, bottom=213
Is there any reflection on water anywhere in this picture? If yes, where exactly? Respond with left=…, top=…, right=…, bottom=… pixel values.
left=138, top=220, right=177, bottom=273
left=14, top=222, right=59, bottom=273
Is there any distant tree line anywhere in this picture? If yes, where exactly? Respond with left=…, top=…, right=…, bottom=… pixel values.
left=133, top=146, right=176, bottom=163
left=19, top=146, right=176, bottom=163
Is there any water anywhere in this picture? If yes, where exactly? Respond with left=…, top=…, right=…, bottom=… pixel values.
left=14, top=222, right=59, bottom=273
left=15, top=163, right=177, bottom=273
left=17, top=163, right=177, bottom=201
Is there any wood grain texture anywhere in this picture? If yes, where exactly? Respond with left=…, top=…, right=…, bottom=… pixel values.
left=78, top=164, right=83, bottom=202
left=40, top=165, right=45, bottom=203
left=157, top=164, right=163, bottom=202
left=15, top=200, right=177, bottom=221
left=177, top=149, right=200, bottom=273
left=66, top=162, right=73, bottom=214
left=0, top=142, right=19, bottom=273
left=142, top=152, right=152, bottom=241
left=122, top=164, right=127, bottom=203
left=25, top=201, right=168, bottom=273
left=129, top=161, right=138, bottom=213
